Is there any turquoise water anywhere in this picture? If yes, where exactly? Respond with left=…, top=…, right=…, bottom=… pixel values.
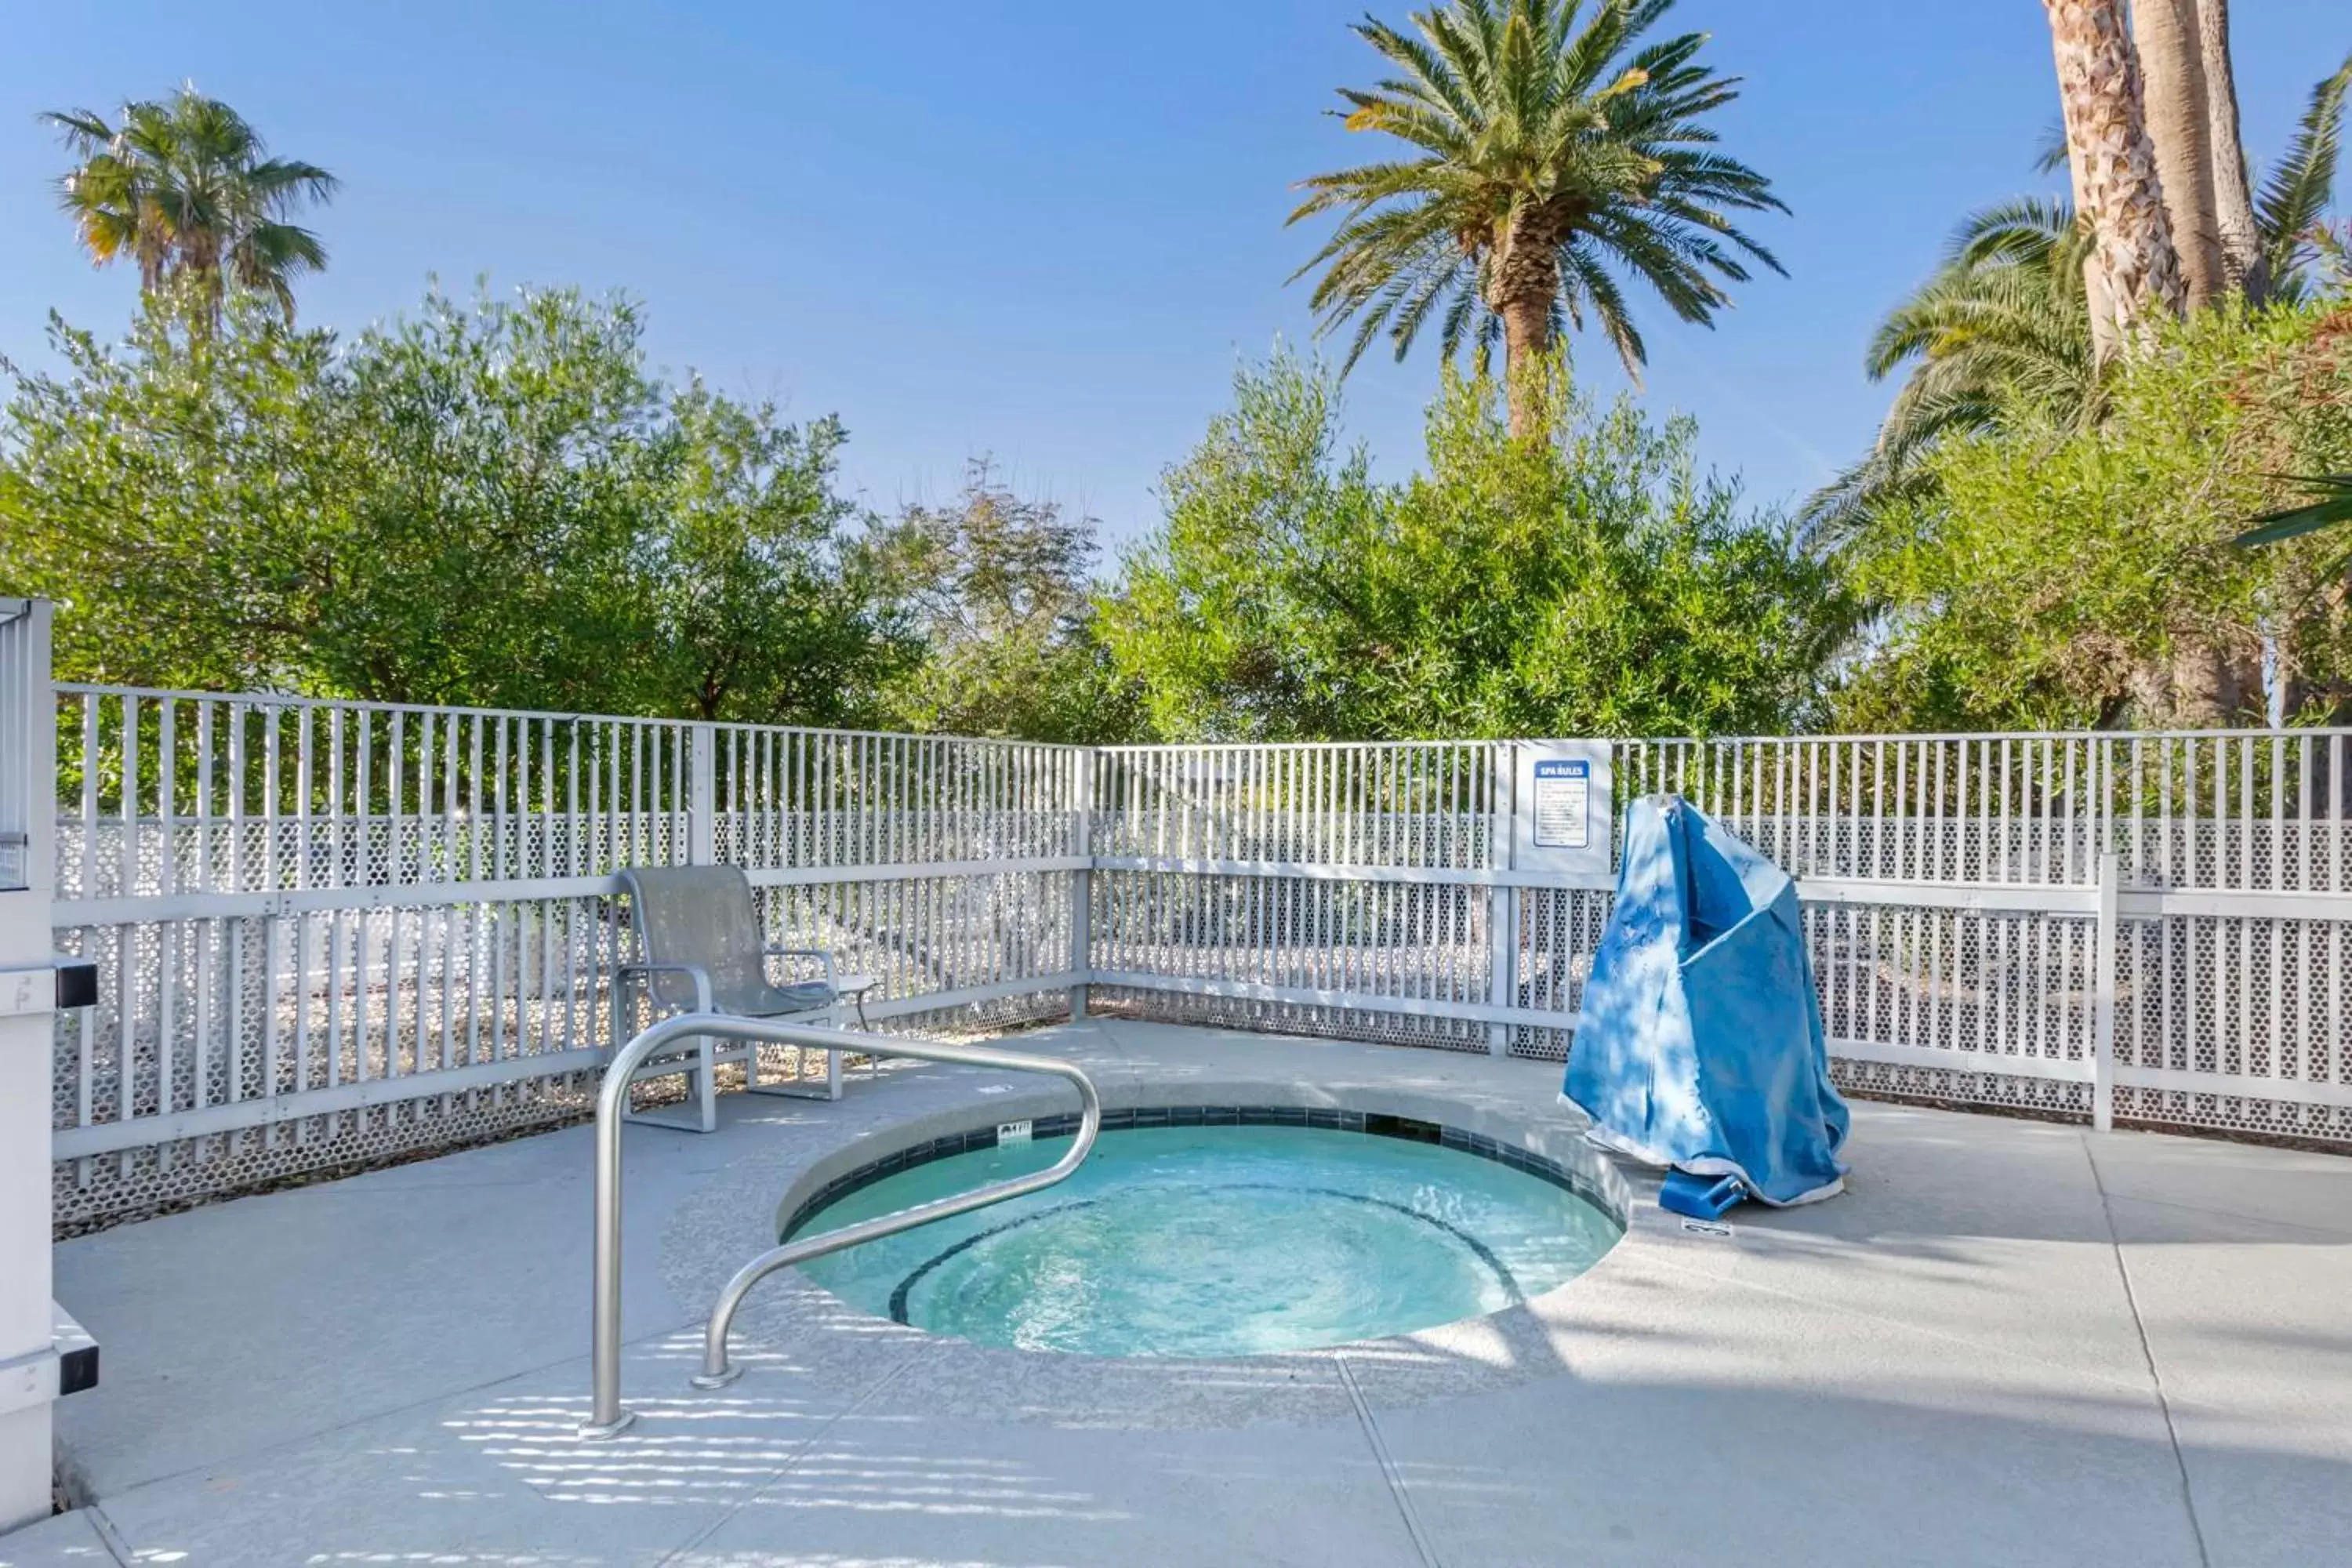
left=791, top=1126, right=1621, bottom=1357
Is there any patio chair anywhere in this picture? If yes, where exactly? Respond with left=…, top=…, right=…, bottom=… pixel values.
left=610, top=865, right=877, bottom=1131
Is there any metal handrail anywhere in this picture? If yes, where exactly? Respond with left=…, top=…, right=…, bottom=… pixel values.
left=582, top=1011, right=1101, bottom=1438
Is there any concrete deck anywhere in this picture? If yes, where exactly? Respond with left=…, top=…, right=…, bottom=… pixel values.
left=7, top=1017, right=2351, bottom=1566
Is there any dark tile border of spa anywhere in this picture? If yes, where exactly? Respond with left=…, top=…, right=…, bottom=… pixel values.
left=779, top=1105, right=1618, bottom=1247
left=656, top=1071, right=1676, bottom=1432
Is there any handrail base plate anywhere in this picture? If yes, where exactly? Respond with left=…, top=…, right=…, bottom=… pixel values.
left=577, top=1410, right=638, bottom=1441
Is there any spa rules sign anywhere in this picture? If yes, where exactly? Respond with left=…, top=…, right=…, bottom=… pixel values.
left=1531, top=760, right=1592, bottom=849
left=1510, top=741, right=1613, bottom=880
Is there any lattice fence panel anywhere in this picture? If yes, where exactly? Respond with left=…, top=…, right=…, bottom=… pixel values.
left=49, top=687, right=1090, bottom=1226
left=50, top=693, right=2352, bottom=1232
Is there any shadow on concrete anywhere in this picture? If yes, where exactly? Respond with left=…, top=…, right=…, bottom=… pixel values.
left=95, top=1343, right=2352, bottom=1568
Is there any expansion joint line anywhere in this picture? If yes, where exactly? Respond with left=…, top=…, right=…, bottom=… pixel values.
left=82, top=1503, right=137, bottom=1568
left=656, top=1341, right=939, bottom=1567
left=1338, top=1350, right=1444, bottom=1568
left=2083, top=1135, right=2212, bottom=1568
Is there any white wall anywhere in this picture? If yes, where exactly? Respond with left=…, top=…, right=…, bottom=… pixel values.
left=0, top=601, right=58, bottom=1532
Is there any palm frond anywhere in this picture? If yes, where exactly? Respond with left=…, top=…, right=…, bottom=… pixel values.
left=1561, top=238, right=1646, bottom=378
left=2032, top=118, right=2070, bottom=178
left=2256, top=55, right=2352, bottom=296
left=1793, top=448, right=1947, bottom=557
left=243, top=157, right=342, bottom=211
left=1946, top=196, right=2077, bottom=270
left=1809, top=167, right=2092, bottom=541
left=2234, top=477, right=2352, bottom=547
left=38, top=107, right=119, bottom=156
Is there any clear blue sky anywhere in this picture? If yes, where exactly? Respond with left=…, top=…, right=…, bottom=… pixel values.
left=2, top=2, right=2346, bottom=553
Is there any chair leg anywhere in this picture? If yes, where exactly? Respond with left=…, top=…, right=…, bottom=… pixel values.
left=847, top=993, right=878, bottom=1081
left=742, top=1033, right=766, bottom=1095
left=619, top=1038, right=727, bottom=1134
left=610, top=982, right=629, bottom=1061
left=743, top=1025, right=843, bottom=1102
left=621, top=1066, right=718, bottom=1131
left=696, top=1037, right=719, bottom=1133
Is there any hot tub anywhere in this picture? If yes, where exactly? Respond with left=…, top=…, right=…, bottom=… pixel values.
left=784, top=1105, right=1624, bottom=1359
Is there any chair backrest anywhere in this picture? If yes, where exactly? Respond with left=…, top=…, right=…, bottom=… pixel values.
left=617, top=865, right=765, bottom=1011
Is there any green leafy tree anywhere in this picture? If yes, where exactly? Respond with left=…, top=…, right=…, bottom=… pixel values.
left=43, top=85, right=338, bottom=327
left=1105, top=351, right=1854, bottom=741
left=1105, top=358, right=1386, bottom=739
left=0, top=293, right=348, bottom=691
left=636, top=388, right=920, bottom=725
left=1837, top=301, right=2352, bottom=731
left=870, top=463, right=1142, bottom=742
left=0, top=286, right=911, bottom=725
left=318, top=286, right=658, bottom=709
left=1290, top=0, right=1784, bottom=436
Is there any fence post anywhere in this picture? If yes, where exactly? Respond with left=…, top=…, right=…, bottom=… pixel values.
left=688, top=724, right=717, bottom=866
left=2091, top=848, right=2119, bottom=1133
left=1487, top=742, right=1515, bottom=1056
left=0, top=600, right=60, bottom=1531
left=1069, top=749, right=1094, bottom=1022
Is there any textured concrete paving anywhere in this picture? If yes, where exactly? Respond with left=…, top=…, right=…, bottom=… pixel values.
left=11, top=1018, right=2350, bottom=1567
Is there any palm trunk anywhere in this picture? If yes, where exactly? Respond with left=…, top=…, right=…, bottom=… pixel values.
left=2129, top=635, right=2259, bottom=727
left=1498, top=296, right=1554, bottom=437
left=2044, top=0, right=2187, bottom=358
left=1488, top=206, right=1563, bottom=438
left=2131, top=0, right=2224, bottom=310
left=2195, top=0, right=2265, bottom=299
left=2058, top=99, right=2122, bottom=364
left=137, top=220, right=168, bottom=297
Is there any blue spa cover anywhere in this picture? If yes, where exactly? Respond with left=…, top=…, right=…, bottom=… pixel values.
left=1561, top=794, right=1850, bottom=1206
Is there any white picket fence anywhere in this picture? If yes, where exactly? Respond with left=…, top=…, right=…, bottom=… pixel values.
left=1087, top=735, right=2352, bottom=1147
left=34, top=676, right=2352, bottom=1226
left=45, top=686, right=1087, bottom=1225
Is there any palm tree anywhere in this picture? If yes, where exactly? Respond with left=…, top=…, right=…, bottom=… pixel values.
left=2132, top=0, right=2228, bottom=310
left=2195, top=1, right=2267, bottom=296
left=2042, top=0, right=2183, bottom=359
left=1803, top=56, right=2352, bottom=550
left=1288, top=0, right=1784, bottom=436
left=43, top=84, right=338, bottom=328
left=1798, top=199, right=2095, bottom=547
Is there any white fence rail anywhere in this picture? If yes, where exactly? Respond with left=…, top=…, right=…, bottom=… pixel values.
left=38, top=683, right=2352, bottom=1227
left=46, top=685, right=1084, bottom=1226
left=1086, top=735, right=2352, bottom=1148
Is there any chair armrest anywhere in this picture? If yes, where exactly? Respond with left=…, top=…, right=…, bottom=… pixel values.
left=617, top=960, right=715, bottom=1014
left=762, top=946, right=837, bottom=988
